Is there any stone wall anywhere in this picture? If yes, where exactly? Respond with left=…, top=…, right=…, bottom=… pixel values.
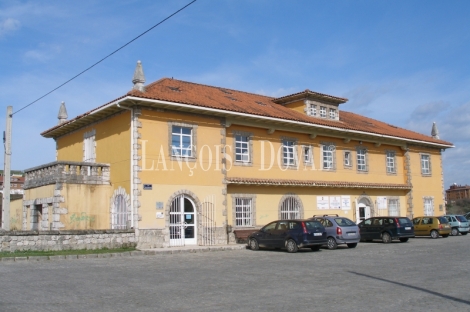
left=0, top=229, right=135, bottom=252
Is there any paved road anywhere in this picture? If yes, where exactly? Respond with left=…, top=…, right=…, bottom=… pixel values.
left=1, top=236, right=469, bottom=312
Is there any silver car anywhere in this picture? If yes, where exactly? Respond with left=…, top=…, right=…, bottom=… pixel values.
left=311, top=215, right=361, bottom=249
left=443, top=215, right=469, bottom=236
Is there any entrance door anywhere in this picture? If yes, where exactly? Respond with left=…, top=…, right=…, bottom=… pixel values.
left=170, top=195, right=197, bottom=246
left=356, top=204, right=371, bottom=224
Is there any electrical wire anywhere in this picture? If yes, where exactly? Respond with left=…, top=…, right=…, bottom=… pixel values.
left=11, top=0, right=197, bottom=116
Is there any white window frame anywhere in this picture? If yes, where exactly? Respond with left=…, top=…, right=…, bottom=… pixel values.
left=280, top=197, right=301, bottom=220
left=171, top=125, right=193, bottom=157
left=421, top=154, right=431, bottom=175
left=322, top=144, right=335, bottom=170
left=320, top=106, right=327, bottom=118
left=112, top=194, right=128, bottom=229
left=235, top=198, right=253, bottom=227
left=388, top=198, right=399, bottom=216
left=424, top=197, right=434, bottom=216
left=303, top=145, right=313, bottom=164
left=309, top=103, right=317, bottom=116
left=357, top=148, right=367, bottom=172
left=282, top=139, right=297, bottom=166
left=344, top=150, right=352, bottom=168
left=386, top=151, right=396, bottom=174
left=329, top=108, right=336, bottom=119
left=83, top=129, right=96, bottom=163
left=235, top=135, right=250, bottom=163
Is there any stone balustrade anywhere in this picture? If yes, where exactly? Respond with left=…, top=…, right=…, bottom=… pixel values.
left=24, top=161, right=110, bottom=189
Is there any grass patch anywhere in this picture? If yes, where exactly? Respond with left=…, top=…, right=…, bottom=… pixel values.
left=0, top=247, right=136, bottom=258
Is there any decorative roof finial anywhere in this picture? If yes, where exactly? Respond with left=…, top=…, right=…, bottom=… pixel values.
left=431, top=122, right=440, bottom=139
left=132, top=60, right=145, bottom=92
left=57, top=101, right=68, bottom=125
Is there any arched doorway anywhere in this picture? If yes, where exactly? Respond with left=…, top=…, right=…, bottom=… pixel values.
left=355, top=195, right=373, bottom=223
left=170, top=195, right=197, bottom=246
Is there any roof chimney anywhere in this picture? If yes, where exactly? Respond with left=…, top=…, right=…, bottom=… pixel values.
left=431, top=122, right=440, bottom=139
left=132, top=60, right=145, bottom=92
left=57, top=101, right=68, bottom=125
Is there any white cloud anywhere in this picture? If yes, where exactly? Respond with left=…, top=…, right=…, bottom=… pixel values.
left=23, top=43, right=62, bottom=62
left=0, top=18, right=20, bottom=36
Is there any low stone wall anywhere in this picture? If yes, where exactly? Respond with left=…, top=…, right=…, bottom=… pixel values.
left=138, top=227, right=228, bottom=249
left=0, top=229, right=135, bottom=252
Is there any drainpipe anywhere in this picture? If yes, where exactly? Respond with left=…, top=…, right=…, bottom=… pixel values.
left=117, top=102, right=134, bottom=229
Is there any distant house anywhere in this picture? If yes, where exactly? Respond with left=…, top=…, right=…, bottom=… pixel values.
left=19, top=61, right=453, bottom=248
left=446, top=184, right=470, bottom=203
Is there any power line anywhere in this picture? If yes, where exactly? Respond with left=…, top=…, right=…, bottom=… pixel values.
left=12, top=0, right=197, bottom=116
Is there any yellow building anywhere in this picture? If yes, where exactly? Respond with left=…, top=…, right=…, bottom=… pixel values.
left=22, top=61, right=453, bottom=248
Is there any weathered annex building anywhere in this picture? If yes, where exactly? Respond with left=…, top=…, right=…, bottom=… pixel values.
left=19, top=61, right=453, bottom=248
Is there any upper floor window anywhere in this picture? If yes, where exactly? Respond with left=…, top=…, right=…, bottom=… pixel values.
left=322, top=144, right=335, bottom=170
left=303, top=145, right=312, bottom=164
left=320, top=106, right=327, bottom=118
left=329, top=108, right=336, bottom=119
left=83, top=129, right=96, bottom=163
left=171, top=126, right=192, bottom=157
left=421, top=154, right=431, bottom=175
left=308, top=104, right=317, bottom=116
left=283, top=140, right=296, bottom=166
left=357, top=149, right=367, bottom=171
left=235, top=135, right=250, bottom=163
left=386, top=151, right=396, bottom=174
left=344, top=151, right=351, bottom=167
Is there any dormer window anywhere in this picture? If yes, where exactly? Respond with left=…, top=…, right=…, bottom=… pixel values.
left=320, top=106, right=327, bottom=118
left=308, top=104, right=317, bottom=116
left=329, top=108, right=336, bottom=119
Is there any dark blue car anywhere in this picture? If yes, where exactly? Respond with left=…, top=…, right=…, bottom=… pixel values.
left=247, top=219, right=327, bottom=253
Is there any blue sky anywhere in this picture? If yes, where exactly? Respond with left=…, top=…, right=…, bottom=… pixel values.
left=1, top=0, right=469, bottom=188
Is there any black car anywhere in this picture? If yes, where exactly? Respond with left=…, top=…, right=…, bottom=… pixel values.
left=247, top=219, right=327, bottom=253
left=358, top=216, right=415, bottom=243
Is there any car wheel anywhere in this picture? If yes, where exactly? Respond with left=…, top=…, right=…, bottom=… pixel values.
left=347, top=243, right=357, bottom=248
left=399, top=237, right=409, bottom=242
left=461, top=232, right=468, bottom=236
left=430, top=230, right=439, bottom=239
left=451, top=228, right=459, bottom=236
left=249, top=238, right=259, bottom=251
left=285, top=239, right=298, bottom=253
left=442, top=234, right=449, bottom=238
left=382, top=232, right=392, bottom=244
left=327, top=237, right=338, bottom=250
left=311, top=245, right=321, bottom=251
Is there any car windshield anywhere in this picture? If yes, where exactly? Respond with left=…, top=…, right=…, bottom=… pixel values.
left=437, top=217, right=448, bottom=224
left=397, top=218, right=411, bottom=225
left=304, top=221, right=323, bottom=231
left=334, top=218, right=355, bottom=226
left=456, top=216, right=467, bottom=222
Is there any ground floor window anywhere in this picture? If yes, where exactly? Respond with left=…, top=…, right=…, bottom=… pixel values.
left=424, top=197, right=434, bottom=216
left=280, top=196, right=301, bottom=219
left=388, top=199, right=399, bottom=216
left=112, top=194, right=127, bottom=229
left=235, top=198, right=253, bottom=227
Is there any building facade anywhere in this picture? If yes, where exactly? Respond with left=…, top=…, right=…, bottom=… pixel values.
left=20, top=62, right=453, bottom=248
left=446, top=184, right=470, bottom=203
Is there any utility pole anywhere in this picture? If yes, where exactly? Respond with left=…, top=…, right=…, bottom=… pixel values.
left=2, top=106, right=12, bottom=231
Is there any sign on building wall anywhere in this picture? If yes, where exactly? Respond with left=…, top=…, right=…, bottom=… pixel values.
left=317, top=196, right=329, bottom=209
left=329, top=196, right=341, bottom=210
left=377, top=196, right=387, bottom=209
left=341, top=196, right=351, bottom=210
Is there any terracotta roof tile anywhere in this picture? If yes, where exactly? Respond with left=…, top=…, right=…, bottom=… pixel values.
left=42, top=77, right=453, bottom=147
left=226, top=177, right=411, bottom=190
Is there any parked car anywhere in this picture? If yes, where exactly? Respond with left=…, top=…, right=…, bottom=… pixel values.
left=443, top=215, right=469, bottom=236
left=464, top=212, right=470, bottom=221
left=412, top=216, right=450, bottom=238
left=311, top=214, right=360, bottom=249
left=358, top=216, right=414, bottom=243
left=247, top=219, right=327, bottom=253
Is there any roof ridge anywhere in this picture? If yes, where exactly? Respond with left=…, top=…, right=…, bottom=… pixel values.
left=152, top=77, right=276, bottom=101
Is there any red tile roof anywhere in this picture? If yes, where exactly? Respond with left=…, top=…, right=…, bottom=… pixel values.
left=42, top=77, right=453, bottom=147
left=226, top=177, right=411, bottom=190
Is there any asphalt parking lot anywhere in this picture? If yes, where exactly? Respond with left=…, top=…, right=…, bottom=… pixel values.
left=1, top=236, right=469, bottom=312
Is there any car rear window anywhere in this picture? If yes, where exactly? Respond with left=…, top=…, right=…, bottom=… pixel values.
left=456, top=216, right=467, bottom=222
left=437, top=217, right=448, bottom=224
left=334, top=218, right=355, bottom=226
left=397, top=218, right=411, bottom=225
left=304, top=221, right=323, bottom=231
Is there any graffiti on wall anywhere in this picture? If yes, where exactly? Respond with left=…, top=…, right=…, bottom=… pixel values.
left=69, top=212, right=96, bottom=224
